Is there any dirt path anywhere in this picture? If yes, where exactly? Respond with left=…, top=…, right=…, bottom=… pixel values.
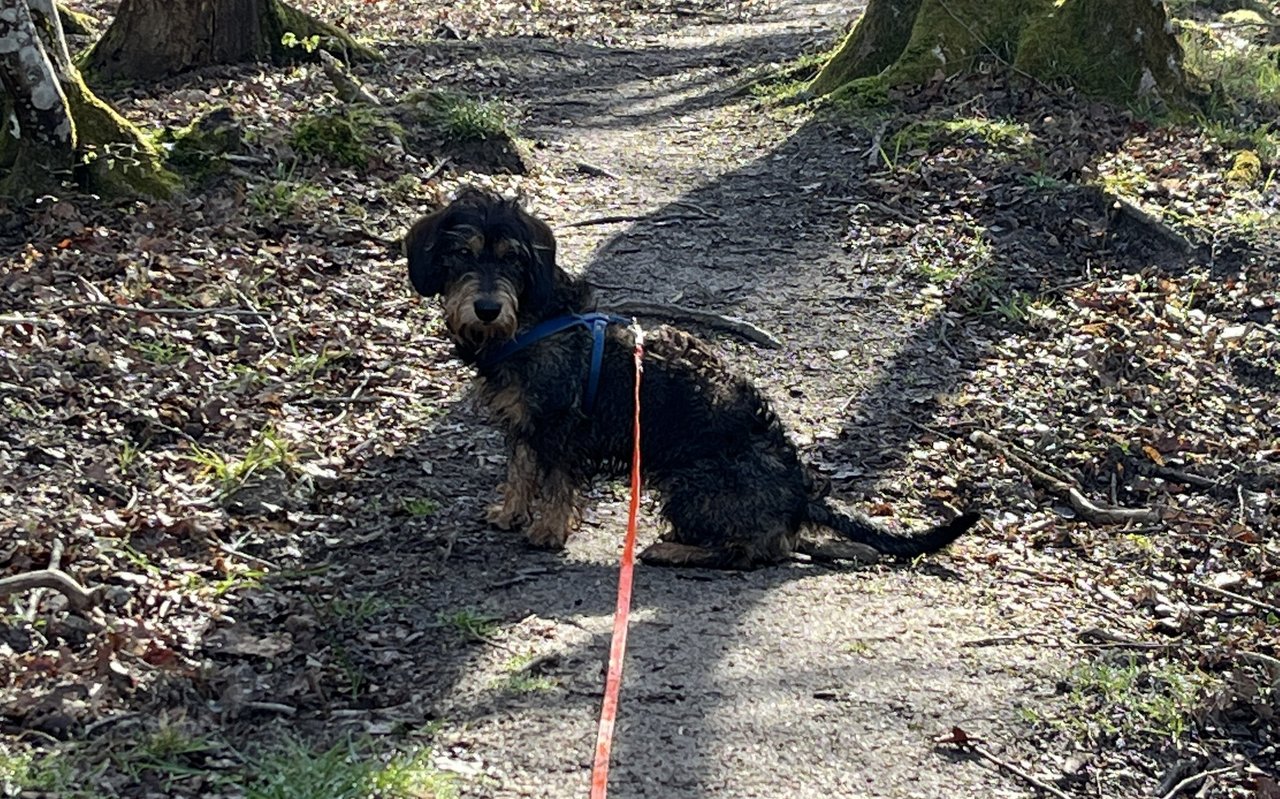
left=18, top=0, right=1273, bottom=796
left=375, top=3, right=1057, bottom=796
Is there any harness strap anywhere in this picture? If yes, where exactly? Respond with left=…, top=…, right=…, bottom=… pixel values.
left=477, top=312, right=631, bottom=411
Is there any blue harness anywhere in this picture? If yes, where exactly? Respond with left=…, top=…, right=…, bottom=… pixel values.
left=476, top=312, right=632, bottom=411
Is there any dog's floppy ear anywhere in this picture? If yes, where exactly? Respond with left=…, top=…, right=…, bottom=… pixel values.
left=523, top=211, right=558, bottom=273
left=520, top=208, right=559, bottom=309
left=404, top=209, right=449, bottom=296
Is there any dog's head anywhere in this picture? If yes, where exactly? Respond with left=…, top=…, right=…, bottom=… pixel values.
left=405, top=187, right=559, bottom=349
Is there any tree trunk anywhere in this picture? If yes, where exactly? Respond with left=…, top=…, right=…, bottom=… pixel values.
left=84, top=0, right=377, bottom=83
left=0, top=0, right=75, bottom=171
left=0, top=0, right=177, bottom=199
left=812, top=0, right=1184, bottom=104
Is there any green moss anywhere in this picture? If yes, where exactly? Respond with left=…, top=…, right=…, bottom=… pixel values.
left=811, top=0, right=923, bottom=94
left=69, top=76, right=180, bottom=198
left=0, top=68, right=178, bottom=200
left=746, top=50, right=833, bottom=104
left=1226, top=149, right=1263, bottom=183
left=1179, top=19, right=1280, bottom=117
left=289, top=106, right=402, bottom=167
left=827, top=75, right=892, bottom=112
left=1015, top=0, right=1186, bottom=105
left=56, top=3, right=98, bottom=36
left=160, top=107, right=241, bottom=182
left=265, top=0, right=380, bottom=64
left=884, top=0, right=1052, bottom=86
left=815, top=0, right=1186, bottom=107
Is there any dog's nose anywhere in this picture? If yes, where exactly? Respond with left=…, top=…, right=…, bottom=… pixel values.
left=473, top=298, right=503, bottom=323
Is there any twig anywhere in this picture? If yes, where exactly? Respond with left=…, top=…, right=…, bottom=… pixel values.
left=292, top=375, right=374, bottom=407
left=566, top=213, right=649, bottom=227
left=575, top=161, right=620, bottom=180
left=221, top=153, right=270, bottom=166
left=668, top=200, right=717, bottom=219
left=1188, top=579, right=1280, bottom=616
left=890, top=410, right=959, bottom=441
left=0, top=315, right=59, bottom=328
left=83, top=712, right=140, bottom=737
left=422, top=156, right=452, bottom=183
left=53, top=301, right=268, bottom=319
left=0, top=569, right=101, bottom=610
left=1077, top=626, right=1168, bottom=650
left=209, top=539, right=278, bottom=572
left=605, top=299, right=782, bottom=349
left=1236, top=649, right=1280, bottom=674
left=865, top=119, right=890, bottom=168
left=970, top=431, right=1160, bottom=524
left=1148, top=465, right=1223, bottom=491
left=970, top=743, right=1074, bottom=799
left=565, top=212, right=712, bottom=228
left=937, top=734, right=1074, bottom=799
left=1157, top=765, right=1237, bottom=799
left=961, top=631, right=1043, bottom=647
left=25, top=539, right=64, bottom=621
left=244, top=701, right=297, bottom=716
left=230, top=287, right=281, bottom=348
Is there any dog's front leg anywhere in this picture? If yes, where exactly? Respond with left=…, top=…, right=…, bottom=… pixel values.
left=487, top=441, right=537, bottom=530
left=525, top=467, right=583, bottom=550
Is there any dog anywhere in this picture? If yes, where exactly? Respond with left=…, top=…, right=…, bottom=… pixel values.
left=405, top=187, right=977, bottom=569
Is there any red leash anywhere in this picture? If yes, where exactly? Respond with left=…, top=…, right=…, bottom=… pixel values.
left=588, top=325, right=644, bottom=799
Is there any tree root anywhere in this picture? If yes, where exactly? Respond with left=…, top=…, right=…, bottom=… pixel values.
left=604, top=299, right=782, bottom=349
left=0, top=568, right=103, bottom=610
left=970, top=430, right=1160, bottom=524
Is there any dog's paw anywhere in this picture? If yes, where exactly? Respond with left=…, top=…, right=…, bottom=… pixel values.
left=486, top=501, right=529, bottom=530
left=525, top=521, right=570, bottom=550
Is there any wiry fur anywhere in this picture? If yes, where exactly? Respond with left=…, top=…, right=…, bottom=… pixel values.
left=405, top=188, right=978, bottom=569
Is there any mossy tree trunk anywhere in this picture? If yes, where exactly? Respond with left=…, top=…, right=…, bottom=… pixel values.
left=812, top=0, right=1185, bottom=104
left=83, top=0, right=377, bottom=83
left=0, top=0, right=177, bottom=200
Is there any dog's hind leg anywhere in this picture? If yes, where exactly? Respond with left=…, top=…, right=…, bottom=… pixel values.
left=525, top=467, right=583, bottom=550
left=638, top=541, right=754, bottom=570
left=793, top=536, right=881, bottom=565
left=487, top=442, right=537, bottom=531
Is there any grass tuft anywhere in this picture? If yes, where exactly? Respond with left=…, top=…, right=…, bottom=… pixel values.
left=246, top=738, right=455, bottom=799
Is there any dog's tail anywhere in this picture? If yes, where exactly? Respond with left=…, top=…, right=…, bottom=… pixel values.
left=805, top=502, right=978, bottom=558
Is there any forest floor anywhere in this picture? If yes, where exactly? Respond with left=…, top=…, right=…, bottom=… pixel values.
left=1, top=0, right=1278, bottom=797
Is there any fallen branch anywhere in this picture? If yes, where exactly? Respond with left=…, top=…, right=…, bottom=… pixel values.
left=575, top=160, right=620, bottom=180
left=1157, top=765, right=1237, bottom=799
left=422, top=156, right=452, bottom=184
left=318, top=50, right=381, bottom=105
left=565, top=212, right=713, bottom=228
left=970, top=431, right=1160, bottom=524
left=1094, top=188, right=1196, bottom=254
left=54, top=301, right=268, bottom=319
left=244, top=701, right=297, bottom=716
left=935, top=729, right=1073, bottom=799
left=0, top=315, right=59, bottom=328
left=1189, top=579, right=1280, bottom=617
left=969, top=743, right=1074, bottom=799
left=0, top=569, right=102, bottom=610
left=25, top=539, right=64, bottom=621
left=1236, top=649, right=1280, bottom=675
left=605, top=299, right=782, bottom=349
